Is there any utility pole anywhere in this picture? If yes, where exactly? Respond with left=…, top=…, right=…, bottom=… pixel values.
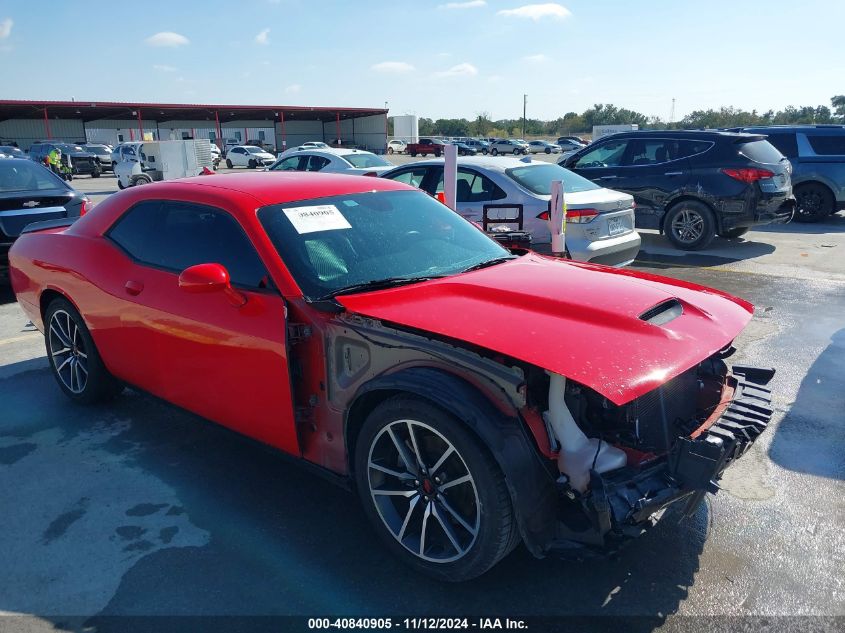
left=522, top=94, right=527, bottom=138
left=669, top=97, right=676, bottom=125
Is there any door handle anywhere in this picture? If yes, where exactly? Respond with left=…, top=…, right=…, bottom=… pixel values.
left=664, top=171, right=684, bottom=176
left=124, top=280, right=144, bottom=296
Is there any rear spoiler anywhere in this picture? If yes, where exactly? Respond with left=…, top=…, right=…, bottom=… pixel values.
left=733, top=134, right=767, bottom=143
left=20, top=217, right=77, bottom=235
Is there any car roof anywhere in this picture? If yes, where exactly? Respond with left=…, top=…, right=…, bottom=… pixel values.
left=603, top=130, right=763, bottom=141
left=384, top=155, right=541, bottom=174
left=169, top=172, right=413, bottom=206
left=284, top=147, right=376, bottom=157
left=739, top=125, right=845, bottom=132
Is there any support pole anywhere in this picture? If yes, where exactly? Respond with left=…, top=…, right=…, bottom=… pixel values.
left=335, top=112, right=341, bottom=146
left=43, top=107, right=52, bottom=139
left=443, top=143, right=458, bottom=211
left=214, top=111, right=223, bottom=149
left=549, top=180, right=567, bottom=257
left=137, top=109, right=144, bottom=140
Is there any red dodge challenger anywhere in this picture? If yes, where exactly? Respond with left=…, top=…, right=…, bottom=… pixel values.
left=9, top=172, right=774, bottom=581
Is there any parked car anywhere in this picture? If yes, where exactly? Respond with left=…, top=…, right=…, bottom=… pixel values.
left=0, top=145, right=26, bottom=159
left=527, top=140, right=561, bottom=155
left=449, top=141, right=478, bottom=156
left=387, top=139, right=407, bottom=155
left=8, top=171, right=774, bottom=581
left=558, top=136, right=588, bottom=146
left=0, top=157, right=89, bottom=282
left=111, top=142, right=143, bottom=165
left=559, top=131, right=795, bottom=250
left=462, top=139, right=490, bottom=155
left=225, top=145, right=277, bottom=169
left=735, top=125, right=845, bottom=222
left=381, top=156, right=641, bottom=266
left=82, top=144, right=114, bottom=171
left=489, top=139, right=528, bottom=156
left=406, top=138, right=447, bottom=157
left=269, top=148, right=393, bottom=175
left=114, top=140, right=215, bottom=189
left=28, top=143, right=102, bottom=178
left=556, top=138, right=585, bottom=153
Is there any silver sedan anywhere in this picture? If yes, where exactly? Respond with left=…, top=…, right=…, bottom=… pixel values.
left=380, top=156, right=641, bottom=266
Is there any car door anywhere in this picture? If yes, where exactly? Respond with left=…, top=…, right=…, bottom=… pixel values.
left=428, top=167, right=509, bottom=223
left=610, top=139, right=694, bottom=229
left=103, top=199, right=299, bottom=454
left=566, top=138, right=629, bottom=187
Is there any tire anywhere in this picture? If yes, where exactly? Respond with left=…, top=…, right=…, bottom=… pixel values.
left=794, top=183, right=834, bottom=223
left=491, top=148, right=498, bottom=156
left=410, top=151, right=417, bottom=157
left=248, top=159, right=257, bottom=169
left=91, top=170, right=101, bottom=178
left=719, top=227, right=750, bottom=239
left=354, top=396, right=518, bottom=582
left=44, top=297, right=122, bottom=405
left=435, top=151, right=441, bottom=157
left=664, top=200, right=716, bottom=250
left=226, top=159, right=233, bottom=169
left=132, top=175, right=151, bottom=186
left=387, top=148, right=394, bottom=155
left=545, top=148, right=551, bottom=154
left=512, top=149, right=520, bottom=156
left=481, top=149, right=488, bottom=155
left=117, top=180, right=125, bottom=190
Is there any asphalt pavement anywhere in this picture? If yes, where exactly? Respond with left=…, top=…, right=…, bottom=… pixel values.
left=0, top=169, right=843, bottom=632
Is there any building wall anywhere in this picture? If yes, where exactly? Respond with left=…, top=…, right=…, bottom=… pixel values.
left=275, top=120, right=324, bottom=150
left=85, top=119, right=158, bottom=145
left=0, top=118, right=86, bottom=150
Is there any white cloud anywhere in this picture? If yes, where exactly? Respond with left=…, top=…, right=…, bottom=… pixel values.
left=371, top=61, right=415, bottom=74
left=498, top=3, right=571, bottom=21
left=0, top=18, right=12, bottom=39
left=285, top=84, right=301, bottom=94
left=522, top=53, right=549, bottom=63
left=438, top=1, right=486, bottom=9
left=255, top=28, right=270, bottom=45
left=433, top=62, right=478, bottom=78
left=144, top=31, right=190, bottom=47
left=152, top=64, right=177, bottom=72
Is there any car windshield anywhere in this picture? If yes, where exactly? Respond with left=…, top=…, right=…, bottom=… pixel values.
left=342, top=153, right=392, bottom=168
left=0, top=146, right=24, bottom=156
left=257, top=190, right=508, bottom=300
left=505, top=163, right=601, bottom=195
left=244, top=146, right=265, bottom=154
left=0, top=159, right=67, bottom=193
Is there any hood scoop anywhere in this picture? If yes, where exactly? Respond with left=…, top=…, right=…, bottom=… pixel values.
left=639, top=299, right=684, bottom=326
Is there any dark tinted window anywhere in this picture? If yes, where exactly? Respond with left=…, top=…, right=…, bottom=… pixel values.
left=270, top=156, right=306, bottom=171
left=108, top=201, right=270, bottom=289
left=763, top=133, right=798, bottom=158
left=807, top=134, right=845, bottom=156
left=737, top=140, right=784, bottom=164
left=433, top=168, right=508, bottom=202
left=305, top=155, right=330, bottom=171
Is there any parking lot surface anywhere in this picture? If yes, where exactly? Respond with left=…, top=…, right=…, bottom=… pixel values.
left=1, top=168, right=843, bottom=632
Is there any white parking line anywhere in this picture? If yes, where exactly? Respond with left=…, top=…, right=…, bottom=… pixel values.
left=0, top=333, right=41, bottom=347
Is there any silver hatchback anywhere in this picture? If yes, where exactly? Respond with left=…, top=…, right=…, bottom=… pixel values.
left=380, top=156, right=641, bottom=266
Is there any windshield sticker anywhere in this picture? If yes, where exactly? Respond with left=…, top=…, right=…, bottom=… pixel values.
left=283, top=205, right=352, bottom=234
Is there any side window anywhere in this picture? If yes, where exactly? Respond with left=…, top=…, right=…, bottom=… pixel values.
left=306, top=155, right=330, bottom=171
left=764, top=133, right=798, bottom=158
left=271, top=156, right=306, bottom=171
left=108, top=201, right=271, bottom=289
left=622, top=139, right=680, bottom=166
left=807, top=134, right=845, bottom=156
left=384, top=167, right=428, bottom=189
left=574, top=140, right=628, bottom=168
left=445, top=169, right=506, bottom=202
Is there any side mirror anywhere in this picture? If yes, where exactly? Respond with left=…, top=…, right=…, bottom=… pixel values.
left=178, top=263, right=246, bottom=307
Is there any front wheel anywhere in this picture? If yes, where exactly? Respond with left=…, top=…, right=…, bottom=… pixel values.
left=248, top=159, right=257, bottom=169
left=44, top=297, right=122, bottom=404
left=91, top=170, right=101, bottom=178
left=226, top=159, right=233, bottom=169
left=481, top=149, right=488, bottom=155
left=512, top=149, right=520, bottom=155
left=387, top=147, right=394, bottom=155
left=491, top=148, right=498, bottom=156
left=794, top=183, right=834, bottom=223
left=664, top=200, right=716, bottom=250
left=132, top=175, right=151, bottom=186
left=354, top=396, right=518, bottom=582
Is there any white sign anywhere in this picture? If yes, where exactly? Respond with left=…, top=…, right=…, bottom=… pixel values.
left=283, top=205, right=352, bottom=234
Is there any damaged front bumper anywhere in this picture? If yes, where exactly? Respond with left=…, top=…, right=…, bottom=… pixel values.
left=549, top=365, right=775, bottom=554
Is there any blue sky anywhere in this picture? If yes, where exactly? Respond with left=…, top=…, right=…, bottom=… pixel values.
left=0, top=0, right=842, bottom=121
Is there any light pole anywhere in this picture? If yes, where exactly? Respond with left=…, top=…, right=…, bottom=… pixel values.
left=522, top=94, right=527, bottom=139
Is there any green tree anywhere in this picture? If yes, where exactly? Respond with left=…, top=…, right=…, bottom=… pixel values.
left=830, top=95, right=845, bottom=119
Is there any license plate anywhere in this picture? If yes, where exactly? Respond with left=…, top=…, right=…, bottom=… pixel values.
left=608, top=216, right=626, bottom=236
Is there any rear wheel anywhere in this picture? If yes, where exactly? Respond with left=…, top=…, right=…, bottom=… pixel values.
left=248, top=159, right=257, bottom=169
left=91, top=170, right=101, bottom=178
left=545, top=148, right=551, bottom=154
left=387, top=147, right=394, bottom=155
left=410, top=151, right=417, bottom=157
left=226, top=159, right=233, bottom=169
left=132, top=175, right=151, bottom=186
left=794, top=183, right=834, bottom=223
left=491, top=148, right=498, bottom=156
left=117, top=180, right=126, bottom=190
left=512, top=149, right=520, bottom=155
left=44, top=298, right=122, bottom=404
left=719, top=227, right=750, bottom=239
left=664, top=200, right=716, bottom=250
left=354, top=396, right=518, bottom=582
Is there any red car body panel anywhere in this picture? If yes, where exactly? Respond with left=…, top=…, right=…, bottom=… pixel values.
left=338, top=253, right=753, bottom=405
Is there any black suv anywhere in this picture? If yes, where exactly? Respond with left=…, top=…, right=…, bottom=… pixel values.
left=734, top=125, right=845, bottom=222
left=559, top=130, right=794, bottom=250
left=28, top=142, right=102, bottom=178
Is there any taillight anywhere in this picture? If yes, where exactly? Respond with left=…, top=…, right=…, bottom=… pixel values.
left=721, top=168, right=774, bottom=183
left=536, top=208, right=599, bottom=223
left=80, top=198, right=91, bottom=216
